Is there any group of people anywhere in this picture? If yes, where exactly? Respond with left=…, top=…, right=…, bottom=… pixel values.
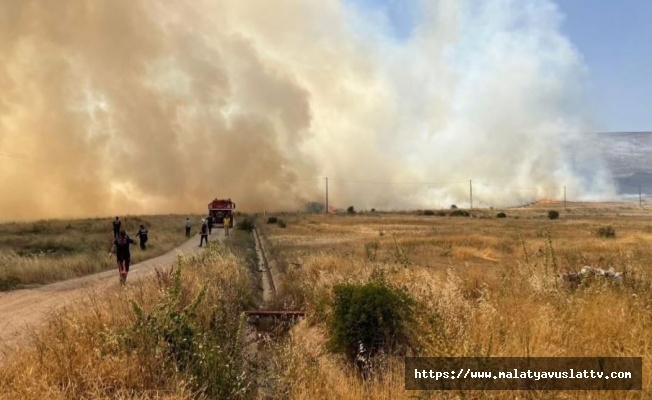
left=110, top=214, right=233, bottom=285
left=112, top=217, right=149, bottom=249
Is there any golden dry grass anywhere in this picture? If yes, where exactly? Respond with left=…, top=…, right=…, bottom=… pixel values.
left=257, top=205, right=652, bottom=399
left=1, top=206, right=652, bottom=399
left=0, top=241, right=256, bottom=399
left=0, top=214, right=205, bottom=289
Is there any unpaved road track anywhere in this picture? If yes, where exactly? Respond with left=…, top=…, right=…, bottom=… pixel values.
left=0, top=232, right=225, bottom=363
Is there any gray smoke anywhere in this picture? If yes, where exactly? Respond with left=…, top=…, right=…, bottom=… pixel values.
left=0, top=0, right=614, bottom=220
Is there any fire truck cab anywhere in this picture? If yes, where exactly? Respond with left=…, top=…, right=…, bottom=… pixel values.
left=208, top=198, right=236, bottom=228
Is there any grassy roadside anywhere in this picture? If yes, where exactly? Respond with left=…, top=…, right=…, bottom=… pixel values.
left=0, top=242, right=257, bottom=399
left=0, top=214, right=205, bottom=290
left=221, top=220, right=261, bottom=305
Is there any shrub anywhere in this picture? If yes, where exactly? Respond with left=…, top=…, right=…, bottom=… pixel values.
left=267, top=216, right=278, bottom=224
left=306, top=202, right=325, bottom=213
left=496, top=212, right=507, bottom=218
left=450, top=204, right=458, bottom=209
left=370, top=208, right=376, bottom=213
left=548, top=210, right=560, bottom=220
left=450, top=209, right=470, bottom=217
left=126, top=264, right=253, bottom=398
left=277, top=219, right=287, bottom=228
left=236, top=216, right=255, bottom=232
left=596, top=225, right=616, bottom=238
left=423, top=210, right=435, bottom=216
left=0, top=275, right=20, bottom=291
left=347, top=206, right=356, bottom=215
left=328, top=275, right=415, bottom=372
left=436, top=211, right=447, bottom=217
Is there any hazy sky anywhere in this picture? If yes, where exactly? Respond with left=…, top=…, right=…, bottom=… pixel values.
left=348, top=0, right=652, bottom=132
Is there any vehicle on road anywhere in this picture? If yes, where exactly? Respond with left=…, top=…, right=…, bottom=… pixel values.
left=208, top=198, right=236, bottom=228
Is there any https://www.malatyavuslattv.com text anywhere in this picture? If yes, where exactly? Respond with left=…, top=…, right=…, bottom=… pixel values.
left=414, top=368, right=633, bottom=381
left=405, top=357, right=642, bottom=390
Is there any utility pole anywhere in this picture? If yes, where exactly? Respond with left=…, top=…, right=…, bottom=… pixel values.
left=564, top=186, right=566, bottom=209
left=325, top=177, right=329, bottom=214
left=469, top=180, right=473, bottom=209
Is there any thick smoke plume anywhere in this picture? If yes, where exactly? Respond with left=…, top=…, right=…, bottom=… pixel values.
left=0, top=0, right=614, bottom=220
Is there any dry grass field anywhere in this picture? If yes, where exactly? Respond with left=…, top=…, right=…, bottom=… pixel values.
left=254, top=204, right=652, bottom=399
left=0, top=215, right=205, bottom=290
left=0, top=204, right=651, bottom=399
left=0, top=241, right=257, bottom=399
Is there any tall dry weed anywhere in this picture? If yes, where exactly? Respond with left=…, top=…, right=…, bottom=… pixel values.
left=0, top=242, right=255, bottom=400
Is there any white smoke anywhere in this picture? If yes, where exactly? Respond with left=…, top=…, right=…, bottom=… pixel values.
left=330, top=0, right=616, bottom=209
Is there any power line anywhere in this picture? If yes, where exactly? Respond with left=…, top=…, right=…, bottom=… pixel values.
left=0, top=150, right=29, bottom=159
left=474, top=182, right=557, bottom=191
left=328, top=178, right=467, bottom=186
left=236, top=177, right=323, bottom=184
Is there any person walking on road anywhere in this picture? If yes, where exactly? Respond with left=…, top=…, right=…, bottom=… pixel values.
left=136, top=224, right=148, bottom=250
left=112, top=217, right=121, bottom=239
left=199, top=219, right=209, bottom=247
left=109, top=229, right=136, bottom=285
left=223, top=214, right=231, bottom=237
left=185, top=218, right=192, bottom=237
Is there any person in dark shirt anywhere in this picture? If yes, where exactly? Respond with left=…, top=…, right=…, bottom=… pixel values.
left=109, top=229, right=136, bottom=285
left=199, top=220, right=209, bottom=247
left=136, top=224, right=148, bottom=250
left=112, top=217, right=121, bottom=239
left=185, top=218, right=192, bottom=237
left=207, top=215, right=213, bottom=235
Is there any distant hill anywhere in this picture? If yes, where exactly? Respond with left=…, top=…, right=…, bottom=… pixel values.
left=598, top=132, right=652, bottom=194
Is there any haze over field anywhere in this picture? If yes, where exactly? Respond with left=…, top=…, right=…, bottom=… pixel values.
left=0, top=0, right=618, bottom=220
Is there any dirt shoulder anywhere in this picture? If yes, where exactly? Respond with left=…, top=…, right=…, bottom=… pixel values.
left=0, top=231, right=226, bottom=363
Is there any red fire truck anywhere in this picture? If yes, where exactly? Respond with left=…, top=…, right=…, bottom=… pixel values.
left=208, top=198, right=236, bottom=228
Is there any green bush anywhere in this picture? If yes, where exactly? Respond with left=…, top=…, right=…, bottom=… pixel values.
left=277, top=219, right=287, bottom=228
left=450, top=209, right=470, bottom=217
left=347, top=206, right=356, bottom=215
left=496, top=212, right=507, bottom=218
left=328, top=275, right=415, bottom=372
left=596, top=225, right=616, bottom=238
left=122, top=263, right=253, bottom=399
left=0, top=275, right=20, bottom=291
left=548, top=210, right=560, bottom=220
left=236, top=216, right=255, bottom=232
left=267, top=216, right=278, bottom=224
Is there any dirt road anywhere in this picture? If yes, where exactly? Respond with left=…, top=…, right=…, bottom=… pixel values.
left=0, top=231, right=225, bottom=362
